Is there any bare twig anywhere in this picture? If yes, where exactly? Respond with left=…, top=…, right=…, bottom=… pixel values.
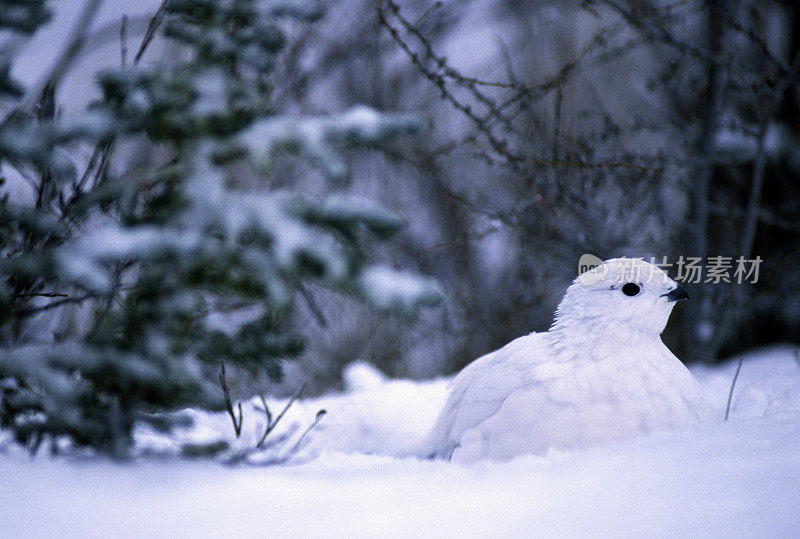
left=715, top=8, right=789, bottom=75
left=419, top=225, right=501, bottom=254
left=256, top=383, right=306, bottom=448
left=599, top=0, right=721, bottom=66
left=740, top=56, right=800, bottom=259
left=81, top=15, right=152, bottom=56
left=15, top=292, right=69, bottom=298
left=222, top=424, right=300, bottom=466
left=493, top=35, right=519, bottom=87
left=219, top=363, right=243, bottom=438
left=725, top=356, right=744, bottom=421
left=377, top=2, right=520, bottom=157
left=121, top=14, right=128, bottom=68
left=378, top=0, right=669, bottom=219
left=413, top=1, right=442, bottom=29
left=62, top=141, right=111, bottom=216
left=297, top=284, right=328, bottom=328
left=134, top=0, right=168, bottom=63
left=13, top=294, right=96, bottom=316
left=289, top=409, right=326, bottom=454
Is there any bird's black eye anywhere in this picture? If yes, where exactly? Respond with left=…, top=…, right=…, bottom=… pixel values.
left=622, top=283, right=641, bottom=296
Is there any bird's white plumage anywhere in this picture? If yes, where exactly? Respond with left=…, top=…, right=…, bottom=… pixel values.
left=420, top=258, right=714, bottom=462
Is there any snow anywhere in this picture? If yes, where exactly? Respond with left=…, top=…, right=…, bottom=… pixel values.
left=1, top=345, right=799, bottom=536
left=242, top=105, right=424, bottom=183
left=357, top=266, right=443, bottom=317
left=191, top=69, right=229, bottom=117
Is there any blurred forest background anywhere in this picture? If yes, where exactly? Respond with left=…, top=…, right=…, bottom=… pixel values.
left=277, top=0, right=800, bottom=388
left=2, top=0, right=799, bottom=412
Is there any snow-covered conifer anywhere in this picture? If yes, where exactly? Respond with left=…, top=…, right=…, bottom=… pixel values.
left=0, top=0, right=440, bottom=456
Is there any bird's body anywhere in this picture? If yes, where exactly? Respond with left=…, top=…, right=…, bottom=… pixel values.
left=421, top=258, right=714, bottom=462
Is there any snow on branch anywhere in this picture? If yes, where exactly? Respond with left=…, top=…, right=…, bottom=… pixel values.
left=243, top=105, right=426, bottom=182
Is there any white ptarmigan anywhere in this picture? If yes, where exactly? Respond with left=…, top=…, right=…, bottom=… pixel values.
left=420, top=257, right=715, bottom=462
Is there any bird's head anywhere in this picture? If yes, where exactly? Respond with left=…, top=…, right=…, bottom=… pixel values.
left=552, top=257, right=688, bottom=339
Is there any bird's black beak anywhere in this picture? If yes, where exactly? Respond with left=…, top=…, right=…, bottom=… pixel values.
left=661, top=285, right=689, bottom=302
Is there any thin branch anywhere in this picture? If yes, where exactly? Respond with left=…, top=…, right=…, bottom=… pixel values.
left=121, top=14, right=128, bottom=68
left=297, top=284, right=328, bottom=328
left=256, top=383, right=306, bottom=449
left=289, top=409, right=326, bottom=454
left=740, top=56, right=800, bottom=259
left=13, top=294, right=96, bottom=316
left=62, top=141, right=110, bottom=215
left=413, top=1, right=442, bottom=29
left=725, top=356, right=744, bottom=421
left=219, top=363, right=243, bottom=438
left=63, top=2, right=169, bottom=218
left=134, top=0, right=168, bottom=63
left=598, top=0, right=764, bottom=84
left=378, top=2, right=520, bottom=156
left=379, top=0, right=668, bottom=218
left=80, top=15, right=152, bottom=57
left=418, top=225, right=501, bottom=254
left=493, top=35, right=519, bottom=87
left=599, top=0, right=722, bottom=66
left=716, top=8, right=789, bottom=74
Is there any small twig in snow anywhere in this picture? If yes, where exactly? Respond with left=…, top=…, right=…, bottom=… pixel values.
left=725, top=356, right=744, bottom=421
left=256, top=383, right=306, bottom=448
left=222, top=424, right=300, bottom=466
left=289, top=409, right=326, bottom=454
left=219, top=363, right=243, bottom=438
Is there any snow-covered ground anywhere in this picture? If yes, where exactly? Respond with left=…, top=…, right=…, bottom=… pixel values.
left=2, top=345, right=800, bottom=537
